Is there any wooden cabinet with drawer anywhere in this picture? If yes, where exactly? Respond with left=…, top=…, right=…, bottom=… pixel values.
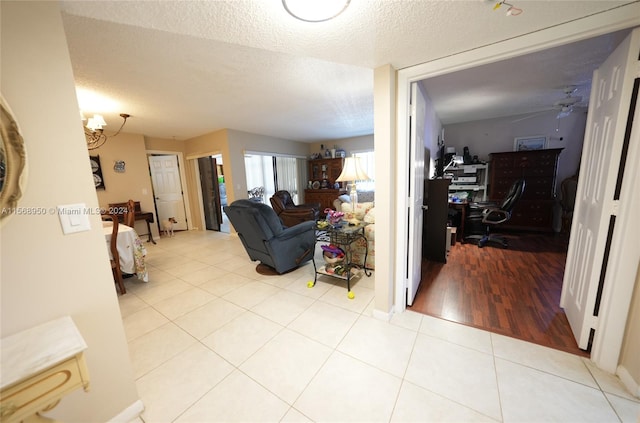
left=489, top=148, right=563, bottom=231
left=306, top=158, right=346, bottom=213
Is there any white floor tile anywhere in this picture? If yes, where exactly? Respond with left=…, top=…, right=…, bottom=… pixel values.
left=152, top=287, right=216, bottom=320
left=122, top=306, right=169, bottom=341
left=198, top=273, right=252, bottom=297
left=496, top=358, right=619, bottom=422
left=319, top=281, right=375, bottom=314
left=175, top=370, right=289, bottom=422
left=240, top=329, right=332, bottom=404
left=222, top=280, right=280, bottom=309
left=127, top=323, right=196, bottom=379
left=250, top=290, right=315, bottom=326
left=584, top=358, right=640, bottom=400
left=492, top=333, right=597, bottom=388
left=288, top=301, right=359, bottom=348
left=174, top=297, right=244, bottom=339
left=391, top=380, right=499, bottom=422
left=136, top=343, right=234, bottom=422
left=119, top=230, right=631, bottom=423
left=405, top=334, right=502, bottom=420
left=294, top=351, right=402, bottom=422
left=201, top=311, right=282, bottom=366
left=338, top=315, right=417, bottom=377
left=605, top=393, right=640, bottom=423
left=420, top=314, right=493, bottom=354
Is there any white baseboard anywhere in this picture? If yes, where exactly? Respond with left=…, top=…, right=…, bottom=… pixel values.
left=108, top=399, right=145, bottom=423
left=372, top=307, right=394, bottom=322
left=617, top=365, right=640, bottom=399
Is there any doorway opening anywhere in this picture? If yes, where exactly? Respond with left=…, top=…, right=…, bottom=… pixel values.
left=148, top=154, right=189, bottom=236
left=402, top=29, right=632, bottom=362
left=197, top=155, right=229, bottom=233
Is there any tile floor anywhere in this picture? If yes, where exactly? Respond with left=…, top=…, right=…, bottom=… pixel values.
left=120, top=230, right=639, bottom=422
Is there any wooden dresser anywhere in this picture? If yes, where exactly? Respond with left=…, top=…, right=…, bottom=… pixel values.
left=305, top=157, right=346, bottom=211
left=489, top=148, right=563, bottom=231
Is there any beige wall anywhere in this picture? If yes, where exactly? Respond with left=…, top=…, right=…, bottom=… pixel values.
left=372, top=65, right=396, bottom=316
left=1, top=2, right=139, bottom=421
left=93, top=132, right=160, bottom=238
left=620, top=265, right=640, bottom=393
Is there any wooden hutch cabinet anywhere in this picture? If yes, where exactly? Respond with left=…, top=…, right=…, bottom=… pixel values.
left=489, top=148, right=563, bottom=231
left=305, top=157, right=346, bottom=211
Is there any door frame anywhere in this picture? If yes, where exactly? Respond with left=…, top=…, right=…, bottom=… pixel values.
left=391, top=8, right=640, bottom=371
left=146, top=150, right=193, bottom=230
left=187, top=151, right=224, bottom=232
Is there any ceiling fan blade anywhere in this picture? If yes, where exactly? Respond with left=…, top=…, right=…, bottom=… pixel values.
left=511, top=110, right=552, bottom=123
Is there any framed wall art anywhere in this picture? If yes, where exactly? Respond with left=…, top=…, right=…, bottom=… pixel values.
left=514, top=135, right=547, bottom=152
left=90, top=155, right=105, bottom=190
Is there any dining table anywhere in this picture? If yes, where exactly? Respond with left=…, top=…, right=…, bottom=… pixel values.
left=102, top=221, right=148, bottom=282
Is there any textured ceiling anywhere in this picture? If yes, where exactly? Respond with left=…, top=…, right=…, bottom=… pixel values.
left=60, top=0, right=640, bottom=142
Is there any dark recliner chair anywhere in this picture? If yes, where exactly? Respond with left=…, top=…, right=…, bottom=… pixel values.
left=223, top=199, right=316, bottom=274
left=464, top=179, right=526, bottom=248
left=269, top=190, right=320, bottom=228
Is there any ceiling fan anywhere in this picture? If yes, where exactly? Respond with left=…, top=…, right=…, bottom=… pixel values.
left=511, top=86, right=583, bottom=123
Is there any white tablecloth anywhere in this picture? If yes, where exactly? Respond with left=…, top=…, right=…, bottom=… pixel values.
left=103, top=222, right=148, bottom=282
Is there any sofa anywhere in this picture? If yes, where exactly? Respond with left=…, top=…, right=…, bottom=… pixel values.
left=332, top=193, right=375, bottom=270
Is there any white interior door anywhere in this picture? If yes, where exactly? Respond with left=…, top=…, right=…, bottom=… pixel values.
left=406, top=82, right=426, bottom=306
left=149, top=155, right=188, bottom=231
left=560, top=29, right=640, bottom=350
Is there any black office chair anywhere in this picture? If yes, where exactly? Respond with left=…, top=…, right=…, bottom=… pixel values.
left=464, top=179, right=525, bottom=248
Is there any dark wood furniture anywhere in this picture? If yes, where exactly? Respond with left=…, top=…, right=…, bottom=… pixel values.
left=305, top=158, right=345, bottom=211
left=448, top=201, right=469, bottom=242
left=489, top=149, right=562, bottom=232
left=101, top=214, right=125, bottom=295
left=107, top=201, right=156, bottom=244
left=423, top=179, right=451, bottom=263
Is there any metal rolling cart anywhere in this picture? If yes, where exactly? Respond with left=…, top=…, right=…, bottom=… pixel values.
left=312, top=222, right=372, bottom=299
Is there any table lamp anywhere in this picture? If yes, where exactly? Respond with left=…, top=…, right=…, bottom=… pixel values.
left=336, top=156, right=370, bottom=219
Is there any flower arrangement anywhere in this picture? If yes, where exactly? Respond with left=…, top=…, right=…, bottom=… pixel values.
left=324, top=208, right=345, bottom=226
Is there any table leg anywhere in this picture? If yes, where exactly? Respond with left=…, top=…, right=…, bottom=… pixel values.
left=146, top=220, right=156, bottom=244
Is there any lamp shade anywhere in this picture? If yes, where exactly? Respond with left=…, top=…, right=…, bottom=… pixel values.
left=336, top=157, right=370, bottom=182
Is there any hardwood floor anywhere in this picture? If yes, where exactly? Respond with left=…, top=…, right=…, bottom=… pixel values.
left=410, top=231, right=589, bottom=357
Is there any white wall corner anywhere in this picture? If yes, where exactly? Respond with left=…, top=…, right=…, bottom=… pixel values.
left=107, top=400, right=145, bottom=423
left=372, top=307, right=394, bottom=322
left=616, top=365, right=640, bottom=399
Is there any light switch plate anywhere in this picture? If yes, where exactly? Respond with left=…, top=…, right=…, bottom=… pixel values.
left=58, top=203, right=92, bottom=234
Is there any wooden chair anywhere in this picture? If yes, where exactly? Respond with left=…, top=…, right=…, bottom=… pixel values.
left=123, top=199, right=136, bottom=228
left=102, top=214, right=126, bottom=295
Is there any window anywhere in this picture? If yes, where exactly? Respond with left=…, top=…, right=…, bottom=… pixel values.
left=353, top=150, right=375, bottom=191
left=244, top=153, right=306, bottom=204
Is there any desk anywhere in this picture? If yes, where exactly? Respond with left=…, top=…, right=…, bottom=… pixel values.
left=103, top=222, right=148, bottom=282
left=107, top=201, right=156, bottom=244
left=448, top=201, right=469, bottom=241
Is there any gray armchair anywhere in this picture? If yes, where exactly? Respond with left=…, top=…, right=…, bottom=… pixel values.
left=223, top=199, right=316, bottom=274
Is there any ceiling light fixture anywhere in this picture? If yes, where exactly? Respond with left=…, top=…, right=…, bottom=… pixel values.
left=492, top=1, right=523, bottom=16
left=82, top=112, right=130, bottom=150
left=282, top=0, right=350, bottom=22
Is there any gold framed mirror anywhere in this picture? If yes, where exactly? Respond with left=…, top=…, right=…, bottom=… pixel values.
left=1, top=95, right=27, bottom=224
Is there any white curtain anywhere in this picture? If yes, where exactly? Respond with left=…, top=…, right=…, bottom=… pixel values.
left=245, top=153, right=306, bottom=205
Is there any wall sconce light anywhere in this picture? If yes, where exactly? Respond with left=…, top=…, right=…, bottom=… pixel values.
left=82, top=112, right=130, bottom=150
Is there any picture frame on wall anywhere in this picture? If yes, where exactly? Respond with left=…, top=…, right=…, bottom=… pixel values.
left=90, top=155, right=105, bottom=190
left=514, top=135, right=547, bottom=152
